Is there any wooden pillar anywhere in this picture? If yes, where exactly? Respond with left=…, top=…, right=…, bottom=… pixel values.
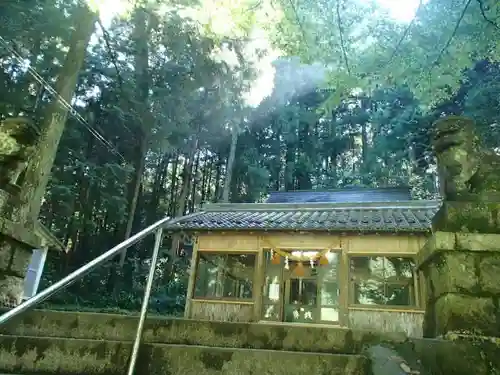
left=184, top=237, right=199, bottom=318
left=253, top=240, right=265, bottom=321
left=338, top=242, right=350, bottom=327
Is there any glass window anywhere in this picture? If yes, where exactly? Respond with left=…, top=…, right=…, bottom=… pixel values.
left=320, top=307, right=339, bottom=321
left=194, top=253, right=256, bottom=300
left=289, top=279, right=317, bottom=306
left=320, top=282, right=339, bottom=305
left=284, top=278, right=318, bottom=322
left=350, top=256, right=416, bottom=306
left=262, top=304, right=281, bottom=320
left=261, top=249, right=284, bottom=321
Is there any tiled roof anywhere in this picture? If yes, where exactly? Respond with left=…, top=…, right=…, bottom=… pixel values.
left=266, top=187, right=412, bottom=204
left=165, top=201, right=441, bottom=233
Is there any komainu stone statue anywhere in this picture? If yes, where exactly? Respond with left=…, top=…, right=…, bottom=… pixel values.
left=0, top=117, right=38, bottom=194
left=420, top=115, right=500, bottom=342
left=432, top=115, right=500, bottom=201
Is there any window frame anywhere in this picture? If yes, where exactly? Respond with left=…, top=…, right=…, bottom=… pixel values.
left=348, top=254, right=420, bottom=309
left=192, top=251, right=258, bottom=302
left=261, top=248, right=285, bottom=321
left=283, top=276, right=341, bottom=324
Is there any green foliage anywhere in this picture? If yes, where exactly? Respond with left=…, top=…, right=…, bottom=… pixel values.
left=269, top=0, right=500, bottom=107
left=1, top=0, right=499, bottom=315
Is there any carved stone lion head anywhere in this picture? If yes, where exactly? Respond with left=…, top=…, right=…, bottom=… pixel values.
left=432, top=116, right=478, bottom=153
left=431, top=116, right=480, bottom=199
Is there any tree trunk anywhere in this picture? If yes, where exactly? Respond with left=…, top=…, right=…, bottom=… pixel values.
left=18, top=4, right=97, bottom=223
left=222, top=126, right=238, bottom=203
left=284, top=144, right=295, bottom=191
left=189, top=151, right=200, bottom=211
left=168, top=153, right=179, bottom=216
left=214, top=157, right=222, bottom=201
left=119, top=133, right=147, bottom=265
left=119, top=7, right=152, bottom=266
left=148, top=153, right=169, bottom=224
left=165, top=139, right=198, bottom=280
left=200, top=152, right=209, bottom=203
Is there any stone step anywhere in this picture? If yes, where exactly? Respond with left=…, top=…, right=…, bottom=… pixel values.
left=0, top=309, right=405, bottom=355
left=0, top=334, right=369, bottom=375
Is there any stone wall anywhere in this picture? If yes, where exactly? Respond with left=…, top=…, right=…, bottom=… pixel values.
left=0, top=218, right=39, bottom=307
left=417, top=231, right=500, bottom=337
left=0, top=117, right=43, bottom=307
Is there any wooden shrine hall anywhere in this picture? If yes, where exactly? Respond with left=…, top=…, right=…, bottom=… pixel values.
left=164, top=187, right=441, bottom=337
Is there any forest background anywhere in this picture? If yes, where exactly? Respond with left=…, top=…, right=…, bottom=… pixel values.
left=1, top=0, right=499, bottom=314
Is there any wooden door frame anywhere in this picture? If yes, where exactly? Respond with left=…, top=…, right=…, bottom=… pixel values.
left=282, top=255, right=342, bottom=325
left=259, top=248, right=344, bottom=324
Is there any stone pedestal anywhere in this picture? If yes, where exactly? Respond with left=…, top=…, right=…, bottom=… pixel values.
left=417, top=230, right=500, bottom=337
left=0, top=117, right=46, bottom=308
left=0, top=217, right=40, bottom=307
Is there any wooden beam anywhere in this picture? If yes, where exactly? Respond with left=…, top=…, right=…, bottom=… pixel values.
left=191, top=298, right=254, bottom=305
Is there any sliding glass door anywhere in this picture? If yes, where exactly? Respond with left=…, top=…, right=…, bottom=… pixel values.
left=261, top=249, right=341, bottom=324
left=284, top=277, right=318, bottom=322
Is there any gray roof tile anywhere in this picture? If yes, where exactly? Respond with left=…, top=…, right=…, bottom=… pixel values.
left=266, top=187, right=412, bottom=203
left=165, top=200, right=441, bottom=233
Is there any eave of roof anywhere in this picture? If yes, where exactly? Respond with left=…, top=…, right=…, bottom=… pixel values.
left=35, top=222, right=65, bottom=252
left=163, top=200, right=442, bottom=233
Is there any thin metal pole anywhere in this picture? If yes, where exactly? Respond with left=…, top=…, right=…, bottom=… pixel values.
left=126, top=227, right=163, bottom=375
left=0, top=216, right=171, bottom=325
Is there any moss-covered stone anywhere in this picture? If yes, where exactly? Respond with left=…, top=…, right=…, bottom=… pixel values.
left=427, top=253, right=478, bottom=298
left=432, top=294, right=497, bottom=337
left=394, top=335, right=500, bottom=375
left=0, top=335, right=368, bottom=375
left=418, top=232, right=500, bottom=269
left=0, top=228, right=34, bottom=306
left=0, top=309, right=409, bottom=355
left=0, top=309, right=498, bottom=375
left=417, top=232, right=455, bottom=267
left=432, top=116, right=500, bottom=204
left=419, top=231, right=500, bottom=337
left=365, top=335, right=500, bottom=375
left=432, top=201, right=500, bottom=233
left=479, top=255, right=500, bottom=294
left=456, top=233, right=500, bottom=251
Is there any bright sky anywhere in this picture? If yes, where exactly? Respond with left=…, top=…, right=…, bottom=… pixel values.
left=375, top=0, right=422, bottom=22
left=92, top=0, right=423, bottom=107
left=96, top=0, right=423, bottom=27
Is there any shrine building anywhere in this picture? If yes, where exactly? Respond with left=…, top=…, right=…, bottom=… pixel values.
left=164, top=187, right=441, bottom=337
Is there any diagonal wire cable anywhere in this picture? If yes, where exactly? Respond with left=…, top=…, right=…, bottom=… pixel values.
left=0, top=35, right=127, bottom=162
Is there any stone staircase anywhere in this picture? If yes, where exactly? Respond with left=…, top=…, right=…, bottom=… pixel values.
left=0, top=309, right=497, bottom=375
left=0, top=310, right=372, bottom=375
